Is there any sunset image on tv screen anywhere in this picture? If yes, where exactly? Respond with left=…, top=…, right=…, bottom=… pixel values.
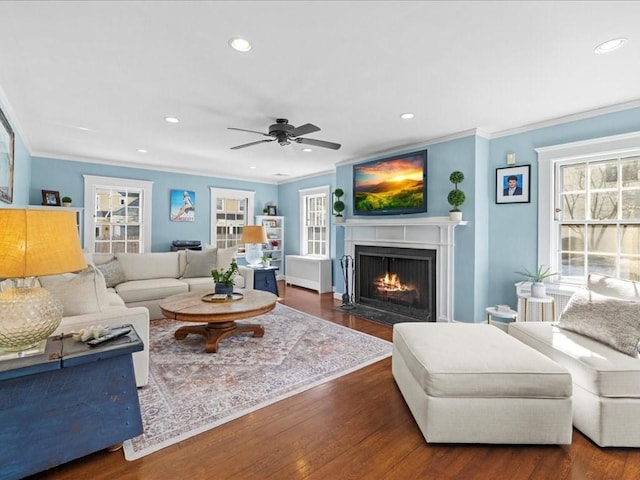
left=354, top=154, right=425, bottom=212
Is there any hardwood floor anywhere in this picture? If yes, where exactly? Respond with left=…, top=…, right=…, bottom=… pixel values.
left=29, top=282, right=640, bottom=480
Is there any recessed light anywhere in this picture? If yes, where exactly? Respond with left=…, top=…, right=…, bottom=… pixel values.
left=400, top=113, right=415, bottom=120
left=250, top=166, right=256, bottom=169
left=77, top=126, right=91, bottom=131
left=137, top=149, right=148, bottom=153
left=229, top=37, right=252, bottom=52
left=302, top=148, right=313, bottom=152
left=594, top=38, right=627, bottom=54
left=164, top=116, right=179, bottom=124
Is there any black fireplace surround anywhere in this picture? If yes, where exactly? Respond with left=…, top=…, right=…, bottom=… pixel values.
left=355, top=245, right=436, bottom=322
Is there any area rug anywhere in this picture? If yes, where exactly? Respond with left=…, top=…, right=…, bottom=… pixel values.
left=123, top=303, right=392, bottom=460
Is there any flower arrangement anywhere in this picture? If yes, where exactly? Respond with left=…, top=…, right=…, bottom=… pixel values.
left=211, top=259, right=239, bottom=288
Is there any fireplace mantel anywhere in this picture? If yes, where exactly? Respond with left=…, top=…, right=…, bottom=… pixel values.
left=339, top=216, right=466, bottom=322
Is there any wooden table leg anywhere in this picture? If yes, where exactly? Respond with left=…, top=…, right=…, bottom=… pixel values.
left=174, top=321, right=265, bottom=353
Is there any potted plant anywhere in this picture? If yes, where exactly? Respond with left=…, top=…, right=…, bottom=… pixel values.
left=61, top=196, right=72, bottom=207
left=211, top=259, right=239, bottom=295
left=261, top=254, right=270, bottom=268
left=516, top=265, right=558, bottom=298
left=447, top=171, right=465, bottom=221
left=333, top=188, right=345, bottom=223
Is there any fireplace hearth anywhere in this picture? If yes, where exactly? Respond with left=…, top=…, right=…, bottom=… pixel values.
left=355, top=245, right=436, bottom=322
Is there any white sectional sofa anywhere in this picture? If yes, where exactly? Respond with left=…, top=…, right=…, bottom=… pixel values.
left=92, top=248, right=253, bottom=320
left=509, top=274, right=640, bottom=447
left=37, top=247, right=252, bottom=388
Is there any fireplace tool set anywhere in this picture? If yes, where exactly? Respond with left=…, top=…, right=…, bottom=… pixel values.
left=340, top=255, right=355, bottom=309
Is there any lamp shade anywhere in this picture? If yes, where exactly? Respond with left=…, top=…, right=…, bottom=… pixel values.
left=0, top=209, right=86, bottom=278
left=241, top=225, right=268, bottom=245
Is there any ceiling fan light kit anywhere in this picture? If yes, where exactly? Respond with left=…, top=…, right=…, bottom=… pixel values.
left=229, top=118, right=341, bottom=150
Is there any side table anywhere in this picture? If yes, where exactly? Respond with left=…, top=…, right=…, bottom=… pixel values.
left=0, top=327, right=143, bottom=480
left=252, top=266, right=279, bottom=296
left=517, top=294, right=556, bottom=322
left=485, top=307, right=518, bottom=332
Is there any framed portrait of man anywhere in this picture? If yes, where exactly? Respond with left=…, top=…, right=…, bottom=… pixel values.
left=496, top=165, right=530, bottom=204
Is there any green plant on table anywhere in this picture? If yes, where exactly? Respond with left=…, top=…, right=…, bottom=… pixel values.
left=211, top=259, right=238, bottom=287
left=515, top=265, right=558, bottom=283
left=61, top=196, right=72, bottom=203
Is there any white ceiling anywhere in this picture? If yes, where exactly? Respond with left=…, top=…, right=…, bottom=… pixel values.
left=0, top=1, right=639, bottom=183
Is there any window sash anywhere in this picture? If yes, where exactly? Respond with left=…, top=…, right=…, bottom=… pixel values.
left=536, top=132, right=640, bottom=285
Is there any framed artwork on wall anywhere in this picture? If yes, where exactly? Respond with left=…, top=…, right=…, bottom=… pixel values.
left=496, top=165, right=531, bottom=204
left=171, top=190, right=195, bottom=222
left=0, top=106, right=15, bottom=204
left=41, top=190, right=61, bottom=206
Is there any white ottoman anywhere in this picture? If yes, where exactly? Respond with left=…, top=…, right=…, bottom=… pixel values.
left=392, top=323, right=573, bottom=444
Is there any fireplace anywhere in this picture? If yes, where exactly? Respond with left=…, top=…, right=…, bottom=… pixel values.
left=341, top=217, right=465, bottom=322
left=355, top=245, right=436, bottom=321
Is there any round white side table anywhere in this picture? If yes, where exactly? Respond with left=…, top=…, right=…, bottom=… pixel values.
left=485, top=307, right=518, bottom=332
left=517, top=294, right=556, bottom=322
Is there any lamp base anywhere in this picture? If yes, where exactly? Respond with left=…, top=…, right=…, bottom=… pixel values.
left=245, top=243, right=264, bottom=267
left=0, top=280, right=63, bottom=352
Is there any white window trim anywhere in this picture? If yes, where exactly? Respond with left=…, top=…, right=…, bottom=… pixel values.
left=209, top=187, right=255, bottom=248
left=83, top=175, right=153, bottom=253
left=299, top=185, right=331, bottom=258
left=536, top=131, right=640, bottom=283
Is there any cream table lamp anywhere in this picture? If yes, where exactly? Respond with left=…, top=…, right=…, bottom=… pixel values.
left=241, top=225, right=268, bottom=267
left=0, top=209, right=86, bottom=351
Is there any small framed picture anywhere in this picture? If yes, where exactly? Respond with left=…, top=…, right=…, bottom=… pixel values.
left=496, top=165, right=531, bottom=204
left=262, top=219, right=277, bottom=228
left=41, top=189, right=61, bottom=206
left=267, top=205, right=277, bottom=216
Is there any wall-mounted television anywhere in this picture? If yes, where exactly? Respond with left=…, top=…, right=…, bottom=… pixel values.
left=353, top=150, right=427, bottom=216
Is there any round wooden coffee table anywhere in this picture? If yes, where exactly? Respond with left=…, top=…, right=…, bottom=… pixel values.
left=159, top=289, right=277, bottom=353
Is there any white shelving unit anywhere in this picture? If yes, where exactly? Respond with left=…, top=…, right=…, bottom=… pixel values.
left=256, top=215, right=284, bottom=278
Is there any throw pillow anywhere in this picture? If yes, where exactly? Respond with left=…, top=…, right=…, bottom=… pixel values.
left=96, top=258, right=126, bottom=288
left=182, top=248, right=218, bottom=278
left=558, top=288, right=640, bottom=356
left=39, top=265, right=109, bottom=316
left=216, top=246, right=237, bottom=272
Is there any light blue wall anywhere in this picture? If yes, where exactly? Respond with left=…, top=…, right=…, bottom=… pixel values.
left=0, top=101, right=30, bottom=207
left=488, top=106, right=640, bottom=309
left=19, top=103, right=640, bottom=324
left=30, top=157, right=278, bottom=252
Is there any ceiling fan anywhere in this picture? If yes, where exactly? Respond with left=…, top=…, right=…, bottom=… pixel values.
left=228, top=118, right=341, bottom=150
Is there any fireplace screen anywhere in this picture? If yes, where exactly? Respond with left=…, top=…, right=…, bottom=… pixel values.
left=355, top=245, right=436, bottom=321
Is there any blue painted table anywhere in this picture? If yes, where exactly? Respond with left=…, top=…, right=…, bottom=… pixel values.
left=0, top=327, right=143, bottom=480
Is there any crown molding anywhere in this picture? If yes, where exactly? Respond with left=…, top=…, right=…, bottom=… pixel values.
left=489, top=99, right=640, bottom=139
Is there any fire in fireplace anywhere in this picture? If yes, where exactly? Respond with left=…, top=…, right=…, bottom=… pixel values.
left=355, top=245, right=436, bottom=322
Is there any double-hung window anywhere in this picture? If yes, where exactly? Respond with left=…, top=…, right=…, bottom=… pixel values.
left=210, top=187, right=255, bottom=253
left=84, top=175, right=153, bottom=253
left=537, top=132, right=640, bottom=284
left=299, top=186, right=330, bottom=257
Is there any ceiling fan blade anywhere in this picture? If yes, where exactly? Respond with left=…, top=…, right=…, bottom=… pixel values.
left=295, top=137, right=341, bottom=150
left=230, top=139, right=275, bottom=150
left=228, top=127, right=271, bottom=137
left=289, top=123, right=320, bottom=137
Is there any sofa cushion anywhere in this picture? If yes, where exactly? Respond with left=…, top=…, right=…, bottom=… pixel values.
left=588, top=273, right=640, bottom=300
left=509, top=321, right=640, bottom=397
left=181, top=274, right=245, bottom=292
left=116, top=252, right=180, bottom=281
left=558, top=288, right=640, bottom=357
left=39, top=265, right=109, bottom=316
left=216, top=246, right=237, bottom=272
left=393, top=323, right=571, bottom=398
left=95, top=258, right=126, bottom=288
left=115, top=278, right=188, bottom=303
left=182, top=248, right=218, bottom=278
